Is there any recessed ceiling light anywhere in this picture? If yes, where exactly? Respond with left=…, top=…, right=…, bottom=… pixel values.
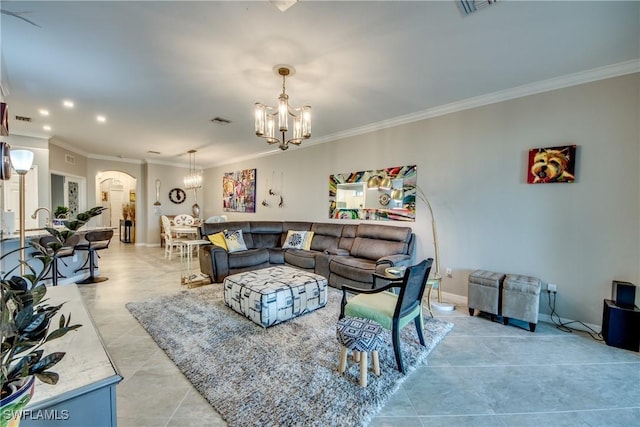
left=63, top=100, right=74, bottom=108
left=43, top=125, right=51, bottom=131
left=96, top=115, right=106, bottom=123
left=39, top=109, right=49, bottom=116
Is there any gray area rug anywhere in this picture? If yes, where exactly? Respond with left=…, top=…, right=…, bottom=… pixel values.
left=126, top=285, right=453, bottom=427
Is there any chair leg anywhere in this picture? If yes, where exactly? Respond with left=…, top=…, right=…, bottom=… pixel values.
left=359, top=351, right=368, bottom=387
left=78, top=250, right=108, bottom=284
left=392, top=319, right=405, bottom=374
left=52, top=259, right=59, bottom=286
left=339, top=291, right=347, bottom=319
left=372, top=350, right=380, bottom=376
left=414, top=316, right=426, bottom=346
left=338, top=346, right=348, bottom=373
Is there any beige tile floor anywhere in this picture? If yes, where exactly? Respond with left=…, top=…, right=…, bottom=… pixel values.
left=77, top=241, right=640, bottom=427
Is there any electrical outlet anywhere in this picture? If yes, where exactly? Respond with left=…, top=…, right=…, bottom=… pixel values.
left=445, top=268, right=452, bottom=278
left=548, top=283, right=557, bottom=293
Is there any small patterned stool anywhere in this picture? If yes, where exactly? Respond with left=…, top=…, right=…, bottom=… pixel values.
left=336, top=317, right=383, bottom=387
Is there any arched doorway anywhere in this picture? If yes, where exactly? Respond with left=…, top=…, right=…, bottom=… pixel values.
left=95, top=171, right=137, bottom=238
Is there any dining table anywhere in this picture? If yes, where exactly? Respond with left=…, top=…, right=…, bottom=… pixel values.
left=171, top=225, right=200, bottom=239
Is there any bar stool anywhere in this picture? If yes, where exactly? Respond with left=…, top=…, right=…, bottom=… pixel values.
left=38, top=234, right=81, bottom=286
left=75, top=229, right=114, bottom=284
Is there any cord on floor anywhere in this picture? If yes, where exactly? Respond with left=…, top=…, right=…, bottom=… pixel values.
left=546, top=291, right=603, bottom=341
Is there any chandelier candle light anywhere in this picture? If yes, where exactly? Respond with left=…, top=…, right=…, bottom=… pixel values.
left=255, top=65, right=311, bottom=151
left=184, top=149, right=202, bottom=218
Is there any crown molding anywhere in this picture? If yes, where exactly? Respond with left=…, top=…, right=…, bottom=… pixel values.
left=311, top=59, right=640, bottom=146
left=49, top=138, right=90, bottom=157
left=17, top=60, right=640, bottom=168
left=144, top=158, right=191, bottom=168
left=87, top=153, right=144, bottom=165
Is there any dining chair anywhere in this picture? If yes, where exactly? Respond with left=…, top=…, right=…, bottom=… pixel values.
left=174, top=214, right=195, bottom=226
left=161, top=215, right=186, bottom=260
left=339, top=258, right=433, bottom=374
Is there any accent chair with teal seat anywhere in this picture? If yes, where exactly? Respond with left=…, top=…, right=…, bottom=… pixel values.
left=339, top=258, right=433, bottom=374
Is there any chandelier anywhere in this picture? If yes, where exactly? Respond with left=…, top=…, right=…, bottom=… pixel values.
left=183, top=149, right=202, bottom=190
left=255, top=65, right=311, bottom=151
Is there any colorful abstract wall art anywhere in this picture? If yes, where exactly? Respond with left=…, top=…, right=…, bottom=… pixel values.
left=223, top=168, right=257, bottom=213
left=329, top=165, right=417, bottom=221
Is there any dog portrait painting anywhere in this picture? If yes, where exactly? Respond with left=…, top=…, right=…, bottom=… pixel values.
left=527, top=145, right=577, bottom=184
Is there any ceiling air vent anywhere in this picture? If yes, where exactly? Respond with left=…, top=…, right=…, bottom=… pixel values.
left=15, top=115, right=32, bottom=122
left=211, top=117, right=232, bottom=125
left=459, top=0, right=498, bottom=15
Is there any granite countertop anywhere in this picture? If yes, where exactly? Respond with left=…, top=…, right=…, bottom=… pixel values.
left=1, top=227, right=115, bottom=242
left=26, top=284, right=122, bottom=408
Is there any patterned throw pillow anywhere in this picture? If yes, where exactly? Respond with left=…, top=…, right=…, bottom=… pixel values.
left=207, top=232, right=228, bottom=250
left=283, top=230, right=309, bottom=249
left=223, top=229, right=248, bottom=253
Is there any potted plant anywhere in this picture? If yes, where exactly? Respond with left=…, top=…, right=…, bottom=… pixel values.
left=53, top=206, right=70, bottom=219
left=1, top=207, right=105, bottom=425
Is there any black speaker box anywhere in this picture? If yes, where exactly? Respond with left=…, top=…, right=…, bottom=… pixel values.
left=612, top=281, right=636, bottom=309
left=602, top=299, right=640, bottom=352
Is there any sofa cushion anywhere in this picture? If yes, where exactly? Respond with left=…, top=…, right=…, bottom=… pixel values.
left=339, top=224, right=358, bottom=251
left=356, top=224, right=412, bottom=242
left=308, top=223, right=342, bottom=251
left=285, top=248, right=318, bottom=270
left=350, top=237, right=408, bottom=261
left=330, top=256, right=377, bottom=284
left=268, top=247, right=285, bottom=264
left=224, top=229, right=248, bottom=253
left=228, top=248, right=269, bottom=269
left=248, top=221, right=283, bottom=249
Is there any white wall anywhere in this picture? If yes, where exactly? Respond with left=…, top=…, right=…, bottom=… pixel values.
left=87, top=158, right=146, bottom=244
left=202, top=74, right=639, bottom=326
left=145, top=162, right=200, bottom=246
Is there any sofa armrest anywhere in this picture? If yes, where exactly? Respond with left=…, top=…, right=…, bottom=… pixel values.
left=376, top=254, right=411, bottom=268
left=198, top=244, right=230, bottom=283
left=324, top=248, right=350, bottom=256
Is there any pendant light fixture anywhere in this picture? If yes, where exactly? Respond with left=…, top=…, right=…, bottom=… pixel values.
left=183, top=150, right=202, bottom=218
left=255, top=65, right=311, bottom=151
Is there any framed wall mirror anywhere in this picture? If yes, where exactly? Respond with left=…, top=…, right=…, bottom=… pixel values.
left=329, top=165, right=416, bottom=221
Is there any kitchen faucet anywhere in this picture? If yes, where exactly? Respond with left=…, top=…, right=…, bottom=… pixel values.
left=31, top=207, right=51, bottom=228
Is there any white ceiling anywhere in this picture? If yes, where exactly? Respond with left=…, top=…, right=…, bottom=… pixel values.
left=1, top=1, right=639, bottom=167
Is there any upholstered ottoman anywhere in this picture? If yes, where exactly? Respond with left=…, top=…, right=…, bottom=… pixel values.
left=468, top=270, right=506, bottom=320
left=502, top=274, right=541, bottom=332
left=336, top=317, right=383, bottom=387
left=223, top=266, right=328, bottom=328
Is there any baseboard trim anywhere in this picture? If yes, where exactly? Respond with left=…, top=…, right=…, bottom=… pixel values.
left=436, top=292, right=602, bottom=331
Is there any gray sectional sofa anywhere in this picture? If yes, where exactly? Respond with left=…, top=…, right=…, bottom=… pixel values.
left=198, top=221, right=415, bottom=290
